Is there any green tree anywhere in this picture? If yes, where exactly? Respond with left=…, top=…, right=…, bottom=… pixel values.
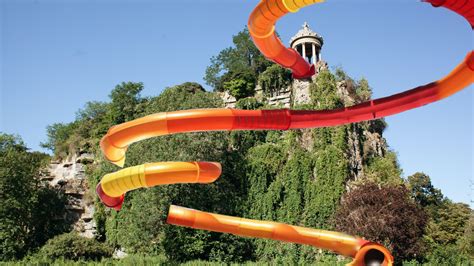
left=108, top=82, right=144, bottom=124
left=74, top=101, right=111, bottom=153
left=204, top=28, right=270, bottom=91
left=41, top=101, right=111, bottom=158
left=223, top=78, right=254, bottom=100
left=40, top=123, right=77, bottom=158
left=220, top=68, right=257, bottom=99
left=356, top=78, right=372, bottom=101
left=424, top=200, right=470, bottom=247
left=0, top=134, right=68, bottom=261
left=423, top=200, right=472, bottom=263
left=407, top=172, right=443, bottom=209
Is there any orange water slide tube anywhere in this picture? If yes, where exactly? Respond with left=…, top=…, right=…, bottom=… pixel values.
left=167, top=205, right=394, bottom=266
left=247, top=0, right=323, bottom=78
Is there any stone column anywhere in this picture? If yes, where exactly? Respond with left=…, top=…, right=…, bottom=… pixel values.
left=302, top=43, right=306, bottom=62
left=312, top=43, right=316, bottom=64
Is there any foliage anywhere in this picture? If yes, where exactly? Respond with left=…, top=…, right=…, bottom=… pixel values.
left=407, top=172, right=443, bottom=210
left=0, top=134, right=68, bottom=261
left=108, top=82, right=144, bottom=124
left=37, top=233, right=113, bottom=261
left=145, top=82, right=219, bottom=113
left=335, top=183, right=427, bottom=262
left=458, top=213, right=474, bottom=259
left=12, top=254, right=351, bottom=265
left=423, top=244, right=472, bottom=265
left=40, top=83, right=144, bottom=159
left=355, top=78, right=372, bottom=101
left=41, top=122, right=78, bottom=159
left=258, top=64, right=292, bottom=96
left=334, top=67, right=348, bottom=81
left=223, top=70, right=256, bottom=100
left=235, top=97, right=263, bottom=110
left=364, top=151, right=403, bottom=185
left=406, top=173, right=472, bottom=261
left=310, top=70, right=343, bottom=110
left=204, top=28, right=270, bottom=91
left=424, top=200, right=470, bottom=247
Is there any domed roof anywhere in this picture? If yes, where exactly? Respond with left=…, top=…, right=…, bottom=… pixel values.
left=290, top=22, right=324, bottom=45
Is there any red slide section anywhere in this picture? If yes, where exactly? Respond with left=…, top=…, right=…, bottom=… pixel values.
left=425, top=0, right=474, bottom=28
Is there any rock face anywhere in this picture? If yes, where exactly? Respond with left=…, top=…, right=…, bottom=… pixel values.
left=255, top=84, right=292, bottom=108
left=40, top=153, right=96, bottom=238
left=219, top=90, right=237, bottom=108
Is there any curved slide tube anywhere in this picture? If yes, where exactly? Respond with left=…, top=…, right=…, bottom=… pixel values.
left=247, top=0, right=323, bottom=78
left=167, top=205, right=393, bottom=266
left=97, top=1, right=473, bottom=265
left=96, top=162, right=221, bottom=210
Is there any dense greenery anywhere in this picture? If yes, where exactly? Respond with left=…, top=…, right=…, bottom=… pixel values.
left=204, top=29, right=292, bottom=100
left=407, top=172, right=473, bottom=263
left=0, top=134, right=68, bottom=260
left=2, top=28, right=472, bottom=265
left=204, top=28, right=271, bottom=93
left=35, top=233, right=113, bottom=261
left=258, top=64, right=292, bottom=96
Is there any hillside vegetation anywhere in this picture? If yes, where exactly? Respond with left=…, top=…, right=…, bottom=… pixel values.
left=1, top=29, right=472, bottom=265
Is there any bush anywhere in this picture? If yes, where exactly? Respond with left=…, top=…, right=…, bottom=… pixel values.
left=38, top=233, right=113, bottom=261
left=334, top=183, right=427, bottom=262
left=224, top=78, right=255, bottom=100
left=424, top=244, right=472, bottom=265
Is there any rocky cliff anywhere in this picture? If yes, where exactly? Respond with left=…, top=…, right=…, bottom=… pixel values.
left=40, top=153, right=96, bottom=238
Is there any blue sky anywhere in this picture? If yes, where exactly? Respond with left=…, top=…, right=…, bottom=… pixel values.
left=1, top=0, right=472, bottom=206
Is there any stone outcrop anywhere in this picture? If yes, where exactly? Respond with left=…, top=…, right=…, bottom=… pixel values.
left=346, top=123, right=387, bottom=181
left=220, top=90, right=237, bottom=108
left=222, top=61, right=329, bottom=109
left=40, top=153, right=96, bottom=238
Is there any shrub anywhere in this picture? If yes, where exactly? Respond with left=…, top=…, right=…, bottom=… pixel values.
left=224, top=78, right=254, bottom=100
left=38, top=233, right=113, bottom=261
left=334, top=183, right=427, bottom=262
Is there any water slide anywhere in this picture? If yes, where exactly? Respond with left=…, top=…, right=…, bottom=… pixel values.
left=96, top=0, right=473, bottom=265
left=167, top=205, right=392, bottom=266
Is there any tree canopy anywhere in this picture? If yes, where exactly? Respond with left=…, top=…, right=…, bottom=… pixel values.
left=204, top=28, right=271, bottom=95
left=0, top=134, right=68, bottom=260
